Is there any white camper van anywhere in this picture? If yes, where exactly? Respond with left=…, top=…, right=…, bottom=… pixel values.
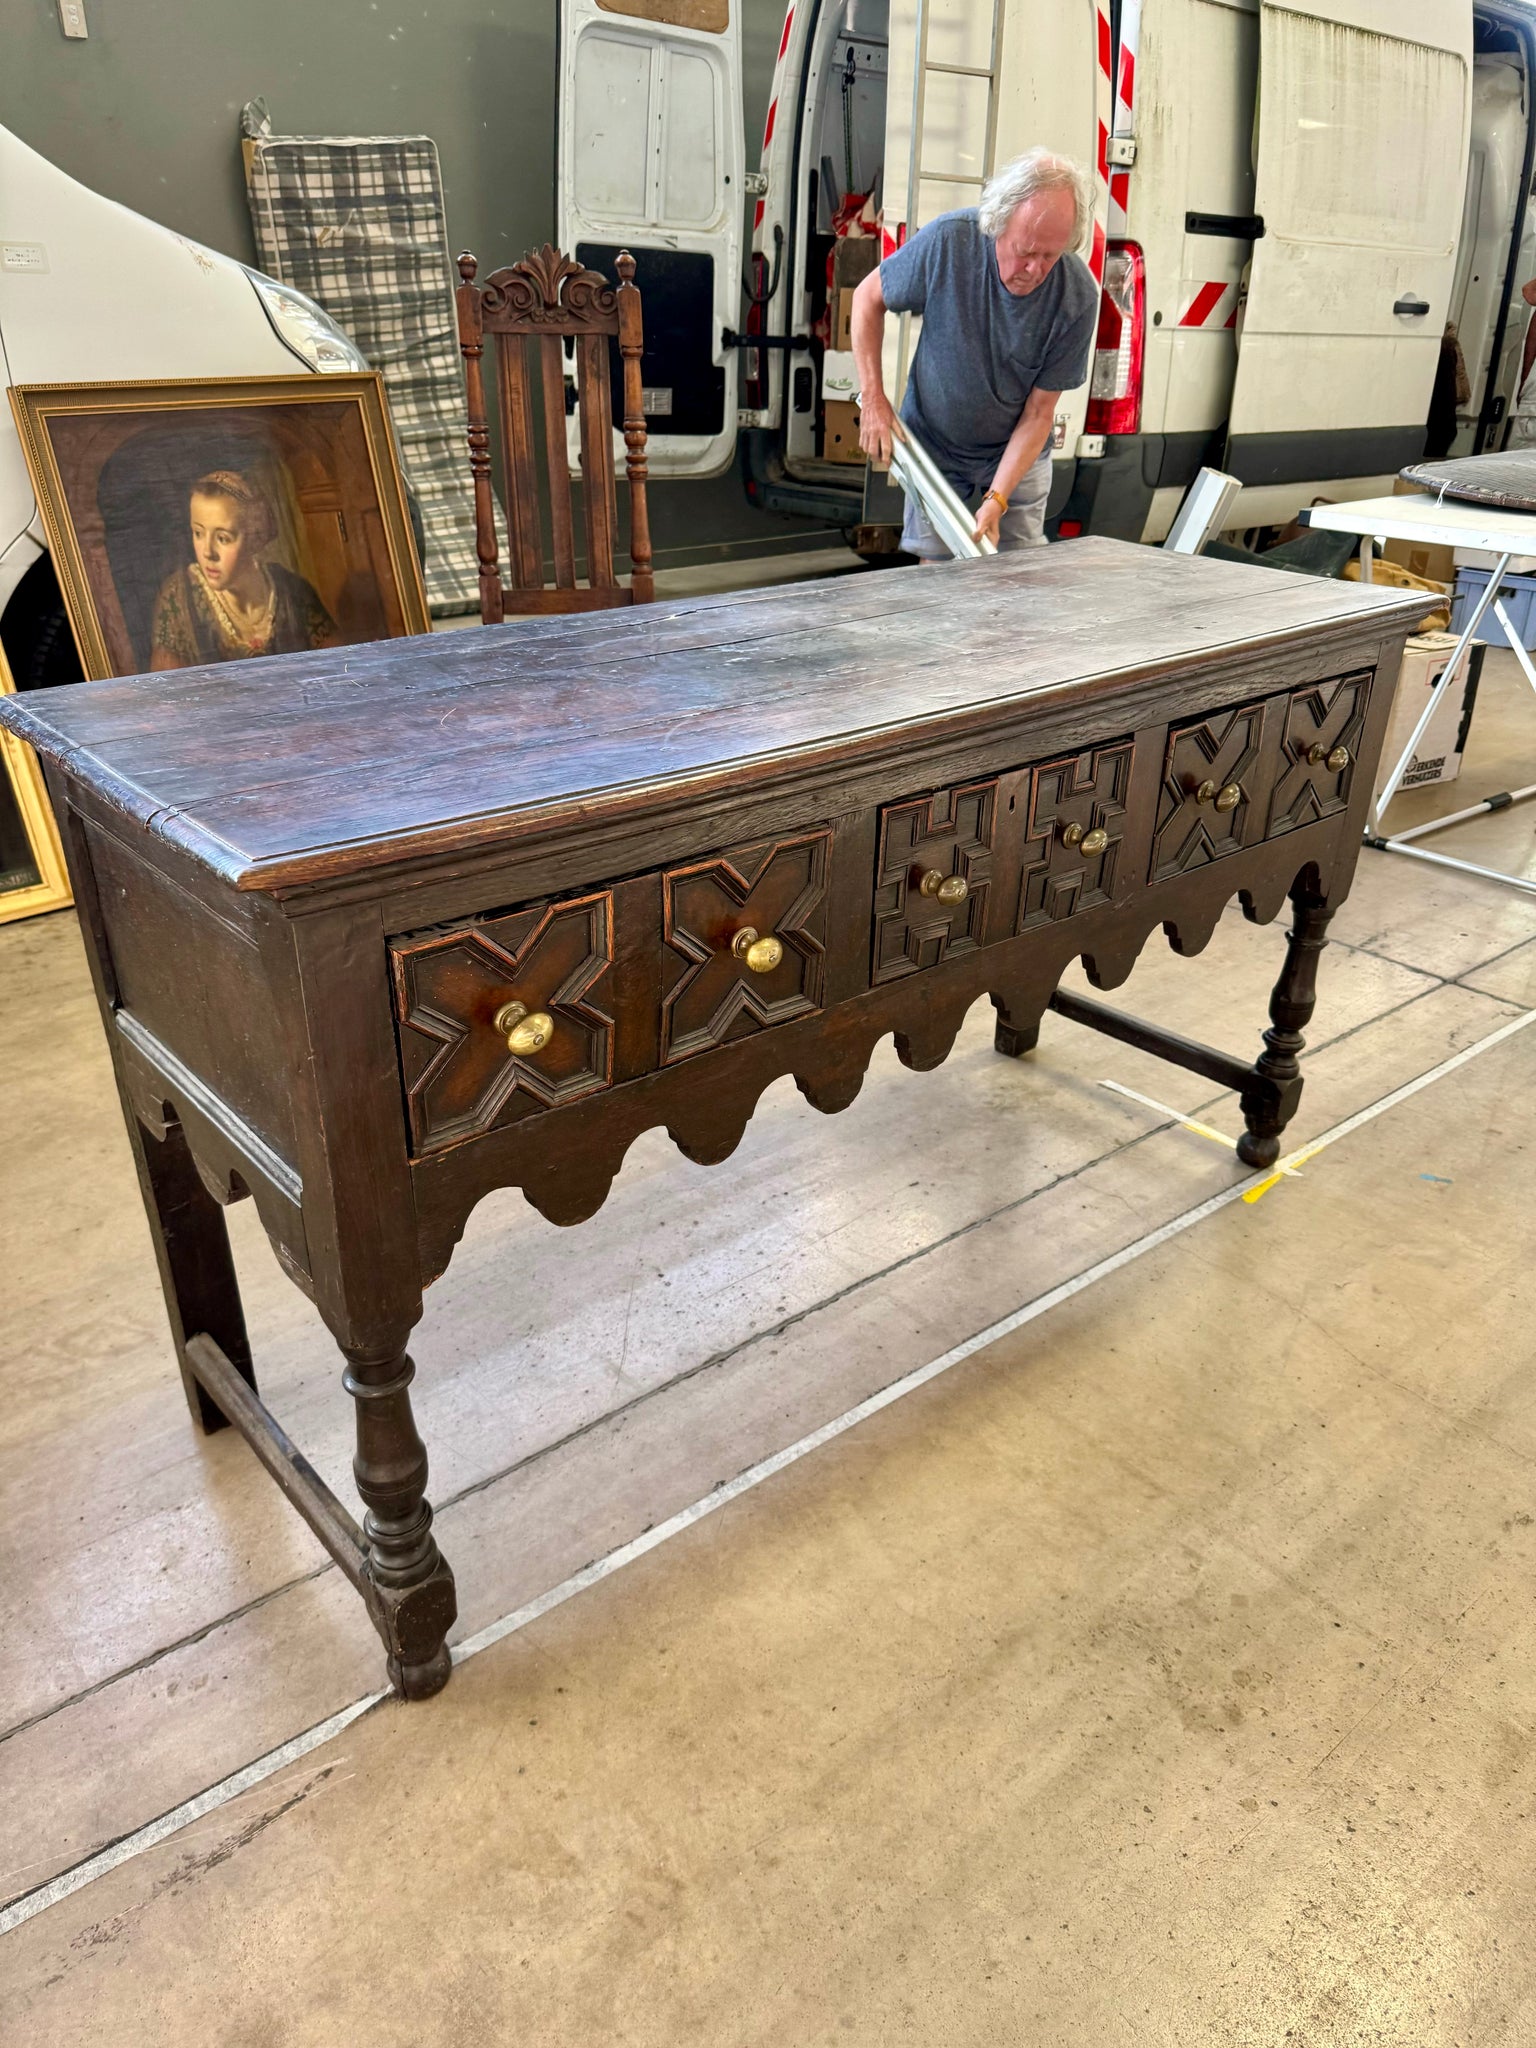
left=558, top=0, right=1536, bottom=550
left=0, top=123, right=366, bottom=688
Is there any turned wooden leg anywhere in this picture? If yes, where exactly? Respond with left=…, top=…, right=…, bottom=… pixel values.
left=1237, top=886, right=1335, bottom=1170
left=991, top=993, right=1040, bottom=1059
left=343, top=1341, right=458, bottom=1700
left=131, top=1113, right=255, bottom=1435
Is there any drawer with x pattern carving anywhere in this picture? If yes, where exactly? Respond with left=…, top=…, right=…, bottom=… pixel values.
left=1151, top=671, right=1372, bottom=883
left=391, top=828, right=834, bottom=1156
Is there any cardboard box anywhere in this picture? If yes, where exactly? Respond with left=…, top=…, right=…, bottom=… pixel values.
left=832, top=235, right=878, bottom=292
left=1378, top=631, right=1480, bottom=795
left=1383, top=473, right=1456, bottom=586
left=833, top=286, right=856, bottom=352
left=821, top=348, right=858, bottom=402
left=822, top=398, right=864, bottom=465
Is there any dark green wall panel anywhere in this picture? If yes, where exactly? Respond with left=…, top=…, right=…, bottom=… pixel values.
left=0, top=0, right=831, bottom=563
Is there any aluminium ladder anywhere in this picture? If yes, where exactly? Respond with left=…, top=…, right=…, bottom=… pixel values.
left=895, top=0, right=1008, bottom=395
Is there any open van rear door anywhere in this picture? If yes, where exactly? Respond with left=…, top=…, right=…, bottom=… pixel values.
left=558, top=0, right=745, bottom=480
left=1226, top=0, right=1473, bottom=487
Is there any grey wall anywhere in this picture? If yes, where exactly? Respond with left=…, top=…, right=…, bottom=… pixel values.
left=0, top=0, right=824, bottom=564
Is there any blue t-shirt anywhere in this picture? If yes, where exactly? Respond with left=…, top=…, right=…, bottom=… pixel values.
left=879, top=210, right=1098, bottom=477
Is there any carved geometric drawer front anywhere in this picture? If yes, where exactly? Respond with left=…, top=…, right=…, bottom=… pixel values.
left=1151, top=702, right=1265, bottom=883
left=1016, top=740, right=1134, bottom=931
left=1267, top=674, right=1370, bottom=837
left=661, top=831, right=831, bottom=1066
left=872, top=779, right=996, bottom=984
left=391, top=893, right=614, bottom=1156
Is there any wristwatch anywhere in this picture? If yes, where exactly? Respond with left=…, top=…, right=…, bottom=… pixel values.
left=983, top=489, right=1009, bottom=513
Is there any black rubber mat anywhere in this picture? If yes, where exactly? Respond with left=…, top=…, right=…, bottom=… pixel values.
left=1399, top=450, right=1536, bottom=510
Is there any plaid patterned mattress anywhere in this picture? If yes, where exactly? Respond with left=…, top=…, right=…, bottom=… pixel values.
left=243, top=111, right=494, bottom=616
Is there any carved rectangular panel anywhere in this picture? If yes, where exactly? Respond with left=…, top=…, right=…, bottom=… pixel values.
left=872, top=779, right=996, bottom=984
left=1015, top=740, right=1135, bottom=931
left=1267, top=673, right=1371, bottom=837
left=661, top=830, right=831, bottom=1065
left=1151, top=702, right=1266, bottom=883
left=392, top=893, right=614, bottom=1156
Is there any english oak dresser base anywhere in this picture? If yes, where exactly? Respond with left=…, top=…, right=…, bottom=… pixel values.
left=1, top=541, right=1426, bottom=1700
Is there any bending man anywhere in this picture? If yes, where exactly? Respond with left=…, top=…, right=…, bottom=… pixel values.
left=852, top=148, right=1098, bottom=555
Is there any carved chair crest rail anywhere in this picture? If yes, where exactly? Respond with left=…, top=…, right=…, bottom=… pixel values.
left=456, top=242, right=654, bottom=622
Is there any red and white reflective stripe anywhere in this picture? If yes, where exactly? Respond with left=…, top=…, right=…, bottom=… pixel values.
left=1089, top=0, right=1113, bottom=285
left=1108, top=0, right=1141, bottom=235
left=753, top=4, right=796, bottom=234
left=1177, top=280, right=1239, bottom=329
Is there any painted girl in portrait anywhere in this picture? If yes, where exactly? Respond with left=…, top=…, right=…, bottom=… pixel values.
left=150, top=468, right=337, bottom=669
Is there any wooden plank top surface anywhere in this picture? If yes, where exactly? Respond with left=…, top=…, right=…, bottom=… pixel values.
left=2, top=539, right=1425, bottom=893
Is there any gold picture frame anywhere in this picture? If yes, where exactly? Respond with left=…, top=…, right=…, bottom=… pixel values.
left=8, top=372, right=428, bottom=681
left=0, top=638, right=72, bottom=924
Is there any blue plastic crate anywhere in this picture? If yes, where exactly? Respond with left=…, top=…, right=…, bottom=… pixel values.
left=1450, top=566, right=1536, bottom=649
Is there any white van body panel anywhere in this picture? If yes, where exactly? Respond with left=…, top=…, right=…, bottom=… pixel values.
left=0, top=124, right=350, bottom=630
left=557, top=0, right=745, bottom=479
left=1129, top=0, right=1257, bottom=444
left=1227, top=2, right=1473, bottom=446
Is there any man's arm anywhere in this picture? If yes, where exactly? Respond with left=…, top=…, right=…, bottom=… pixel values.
left=973, top=387, right=1059, bottom=545
left=851, top=268, right=900, bottom=467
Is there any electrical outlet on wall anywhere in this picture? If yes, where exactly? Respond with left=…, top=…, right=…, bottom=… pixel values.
left=57, top=0, right=89, bottom=38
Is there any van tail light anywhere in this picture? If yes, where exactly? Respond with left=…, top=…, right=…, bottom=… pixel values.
left=745, top=253, right=767, bottom=411
left=1086, top=241, right=1145, bottom=436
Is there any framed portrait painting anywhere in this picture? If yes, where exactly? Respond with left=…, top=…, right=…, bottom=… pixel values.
left=8, top=372, right=429, bottom=681
left=0, top=638, right=71, bottom=924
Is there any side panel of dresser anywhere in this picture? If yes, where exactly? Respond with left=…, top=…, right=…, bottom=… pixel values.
left=55, top=799, right=304, bottom=1249
left=45, top=781, right=309, bottom=1427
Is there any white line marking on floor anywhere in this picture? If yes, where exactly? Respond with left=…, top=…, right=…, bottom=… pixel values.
left=6, top=1001, right=1534, bottom=1938
left=0, top=1692, right=386, bottom=1937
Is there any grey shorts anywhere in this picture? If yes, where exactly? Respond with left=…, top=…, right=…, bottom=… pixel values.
left=899, top=447, right=1053, bottom=559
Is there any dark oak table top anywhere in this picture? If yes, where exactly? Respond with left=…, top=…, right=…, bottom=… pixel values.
left=2, top=540, right=1425, bottom=894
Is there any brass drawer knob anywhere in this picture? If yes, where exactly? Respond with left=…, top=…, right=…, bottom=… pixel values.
left=1307, top=741, right=1350, bottom=771
left=494, top=1000, right=555, bottom=1057
left=919, top=868, right=969, bottom=905
left=1062, top=822, right=1110, bottom=856
left=731, top=927, right=783, bottom=974
left=1327, top=743, right=1350, bottom=772
left=1195, top=778, right=1244, bottom=810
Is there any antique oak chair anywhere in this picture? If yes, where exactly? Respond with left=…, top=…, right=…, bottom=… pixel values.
left=455, top=244, right=654, bottom=618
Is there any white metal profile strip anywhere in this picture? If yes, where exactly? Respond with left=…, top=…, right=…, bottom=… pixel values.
left=885, top=418, right=997, bottom=560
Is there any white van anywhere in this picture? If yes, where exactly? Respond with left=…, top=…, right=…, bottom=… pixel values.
left=0, top=123, right=366, bottom=687
left=559, top=0, right=1535, bottom=550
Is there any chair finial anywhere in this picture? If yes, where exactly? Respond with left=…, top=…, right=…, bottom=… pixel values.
left=457, top=251, right=478, bottom=284
left=616, top=250, right=636, bottom=287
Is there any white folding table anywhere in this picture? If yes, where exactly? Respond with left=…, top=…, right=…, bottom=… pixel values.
left=1300, top=492, right=1536, bottom=896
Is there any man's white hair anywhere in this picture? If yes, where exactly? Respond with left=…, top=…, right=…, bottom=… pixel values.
left=977, top=147, right=1094, bottom=250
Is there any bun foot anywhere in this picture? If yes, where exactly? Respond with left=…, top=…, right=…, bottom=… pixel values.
left=1236, top=1130, right=1281, bottom=1170
left=389, top=1641, right=454, bottom=1700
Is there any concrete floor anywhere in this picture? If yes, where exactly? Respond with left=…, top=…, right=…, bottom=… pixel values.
left=2, top=637, right=1535, bottom=2040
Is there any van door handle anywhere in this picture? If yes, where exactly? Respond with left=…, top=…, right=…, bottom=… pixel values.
left=1393, top=295, right=1432, bottom=316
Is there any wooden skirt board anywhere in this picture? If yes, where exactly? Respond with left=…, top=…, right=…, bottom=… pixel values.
left=0, top=540, right=1426, bottom=1699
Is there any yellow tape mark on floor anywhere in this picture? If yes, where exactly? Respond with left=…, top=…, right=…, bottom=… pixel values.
left=1100, top=1080, right=1305, bottom=1180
